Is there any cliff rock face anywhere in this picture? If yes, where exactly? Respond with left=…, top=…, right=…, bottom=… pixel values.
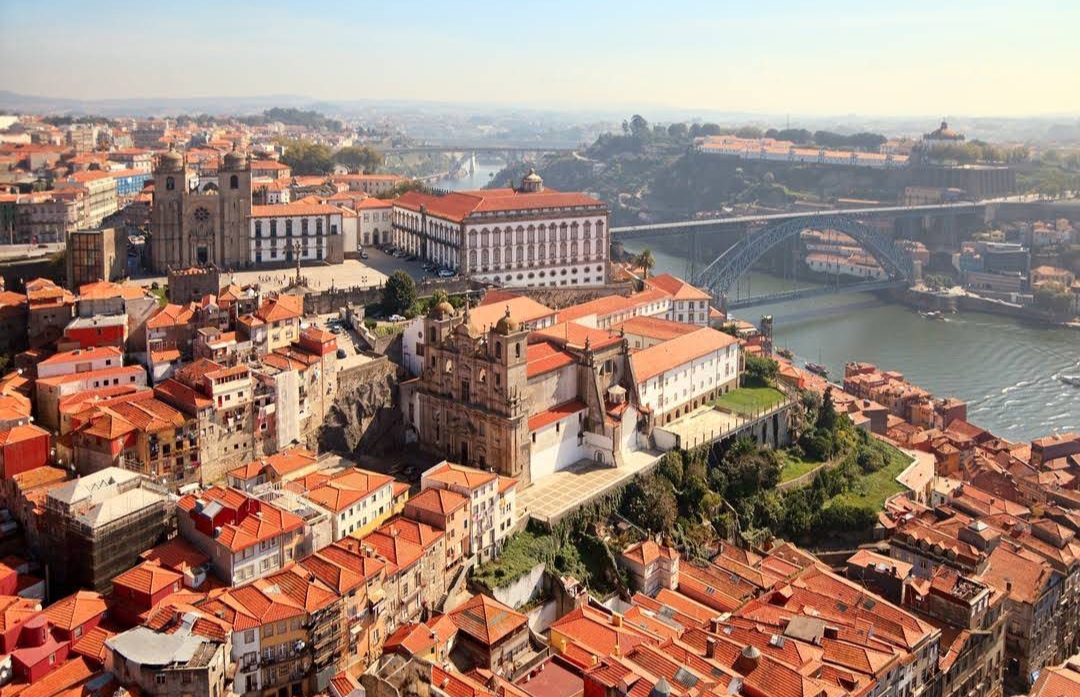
left=319, top=357, right=401, bottom=457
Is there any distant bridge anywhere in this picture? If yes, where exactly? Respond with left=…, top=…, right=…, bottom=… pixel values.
left=610, top=201, right=990, bottom=240
left=384, top=144, right=577, bottom=156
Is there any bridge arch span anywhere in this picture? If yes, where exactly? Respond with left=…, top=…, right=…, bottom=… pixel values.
left=692, top=215, right=914, bottom=299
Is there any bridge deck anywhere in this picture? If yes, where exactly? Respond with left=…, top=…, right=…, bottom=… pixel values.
left=611, top=201, right=986, bottom=236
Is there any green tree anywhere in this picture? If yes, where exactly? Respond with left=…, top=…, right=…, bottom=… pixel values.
left=634, top=249, right=656, bottom=278
left=382, top=271, right=417, bottom=315
left=667, top=123, right=689, bottom=140
left=279, top=138, right=335, bottom=175
left=334, top=145, right=383, bottom=174
left=817, top=387, right=838, bottom=432
left=744, top=355, right=778, bottom=385
left=1034, top=282, right=1073, bottom=315
left=622, top=475, right=677, bottom=533
left=656, top=451, right=685, bottom=488
left=629, top=115, right=650, bottom=139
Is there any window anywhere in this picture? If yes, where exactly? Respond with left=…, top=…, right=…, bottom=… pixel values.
left=165, top=176, right=175, bottom=191
left=230, top=174, right=239, bottom=189
left=155, top=674, right=166, bottom=685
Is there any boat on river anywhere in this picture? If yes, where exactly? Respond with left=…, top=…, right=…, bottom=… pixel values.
left=805, top=362, right=829, bottom=378
left=1061, top=375, right=1080, bottom=387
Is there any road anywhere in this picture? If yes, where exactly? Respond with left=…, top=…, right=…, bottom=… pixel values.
left=0, top=242, right=63, bottom=260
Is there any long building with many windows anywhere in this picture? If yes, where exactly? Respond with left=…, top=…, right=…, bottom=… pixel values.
left=248, top=203, right=345, bottom=265
left=392, top=171, right=609, bottom=288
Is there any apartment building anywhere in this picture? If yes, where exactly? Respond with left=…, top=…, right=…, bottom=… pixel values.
left=420, top=462, right=516, bottom=562
left=177, top=486, right=306, bottom=585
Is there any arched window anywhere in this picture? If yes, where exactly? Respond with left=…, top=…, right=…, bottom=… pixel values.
left=584, top=220, right=592, bottom=238
left=515, top=343, right=521, bottom=358
left=527, top=225, right=535, bottom=243
left=469, top=250, right=477, bottom=267
left=445, top=359, right=453, bottom=374
left=493, top=248, right=501, bottom=264
left=584, top=240, right=591, bottom=256
left=538, top=243, right=545, bottom=259
left=571, top=241, right=578, bottom=259
left=516, top=226, right=525, bottom=244
left=571, top=222, right=579, bottom=239
left=495, top=342, right=502, bottom=358
left=482, top=249, right=489, bottom=266
left=230, top=174, right=239, bottom=190
left=479, top=369, right=487, bottom=384
left=165, top=176, right=175, bottom=191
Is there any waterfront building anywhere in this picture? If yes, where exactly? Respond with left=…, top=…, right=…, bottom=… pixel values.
left=392, top=171, right=609, bottom=288
left=629, top=327, right=741, bottom=428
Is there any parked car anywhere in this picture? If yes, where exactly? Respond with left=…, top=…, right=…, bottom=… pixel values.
left=438, top=268, right=456, bottom=278
left=359, top=250, right=369, bottom=259
left=388, top=314, right=406, bottom=322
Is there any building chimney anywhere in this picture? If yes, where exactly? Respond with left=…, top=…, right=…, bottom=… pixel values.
left=734, top=645, right=761, bottom=675
left=611, top=612, right=623, bottom=627
left=705, top=637, right=717, bottom=659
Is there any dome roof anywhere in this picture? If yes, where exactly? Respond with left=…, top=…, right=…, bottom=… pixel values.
left=223, top=146, right=247, bottom=169
left=158, top=144, right=183, bottom=171
left=928, top=120, right=963, bottom=141
left=494, top=306, right=520, bottom=334
left=741, top=644, right=761, bottom=660
left=520, top=168, right=544, bottom=193
left=430, top=301, right=455, bottom=319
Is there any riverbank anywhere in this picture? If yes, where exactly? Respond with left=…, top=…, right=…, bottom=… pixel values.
left=886, top=286, right=1078, bottom=330
left=624, top=237, right=1080, bottom=442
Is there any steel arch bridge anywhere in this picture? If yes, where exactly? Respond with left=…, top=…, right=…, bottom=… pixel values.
left=692, top=215, right=915, bottom=300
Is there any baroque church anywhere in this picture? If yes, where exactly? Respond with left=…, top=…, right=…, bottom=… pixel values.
left=149, top=144, right=252, bottom=272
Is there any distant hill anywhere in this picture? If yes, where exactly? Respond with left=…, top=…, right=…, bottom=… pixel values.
left=0, top=90, right=316, bottom=117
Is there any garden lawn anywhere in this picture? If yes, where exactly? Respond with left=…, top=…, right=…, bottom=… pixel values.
left=779, top=449, right=824, bottom=483
left=712, top=386, right=785, bottom=416
left=826, top=442, right=913, bottom=510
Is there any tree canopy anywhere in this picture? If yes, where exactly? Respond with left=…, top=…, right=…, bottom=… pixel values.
left=334, top=145, right=382, bottom=174
left=382, top=271, right=417, bottom=315
left=279, top=139, right=334, bottom=175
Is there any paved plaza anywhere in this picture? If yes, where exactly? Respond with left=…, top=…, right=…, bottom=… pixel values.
left=517, top=449, right=662, bottom=525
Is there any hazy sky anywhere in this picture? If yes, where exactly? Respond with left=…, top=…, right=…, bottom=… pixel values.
left=2, top=0, right=1078, bottom=116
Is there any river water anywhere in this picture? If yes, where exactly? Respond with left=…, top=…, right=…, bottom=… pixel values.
left=430, top=163, right=503, bottom=192
left=623, top=237, right=1080, bottom=443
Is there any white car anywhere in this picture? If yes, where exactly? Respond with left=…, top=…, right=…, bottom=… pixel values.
left=437, top=269, right=455, bottom=278
left=388, top=314, right=407, bottom=322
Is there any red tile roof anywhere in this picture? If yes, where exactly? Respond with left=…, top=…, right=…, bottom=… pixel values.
left=630, top=327, right=738, bottom=383
left=448, top=593, right=527, bottom=646
left=112, top=561, right=182, bottom=596
left=526, top=342, right=575, bottom=378
left=424, top=462, right=497, bottom=490
left=404, top=487, right=468, bottom=517
left=528, top=399, right=586, bottom=432
left=42, top=590, right=106, bottom=632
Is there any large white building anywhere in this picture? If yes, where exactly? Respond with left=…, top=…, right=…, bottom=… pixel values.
left=248, top=203, right=345, bottom=264
left=630, top=326, right=741, bottom=426
left=392, top=171, right=609, bottom=288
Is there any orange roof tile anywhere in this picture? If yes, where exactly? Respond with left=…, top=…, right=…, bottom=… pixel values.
left=42, top=590, right=106, bottom=631
left=448, top=593, right=527, bottom=646
left=630, top=327, right=738, bottom=383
